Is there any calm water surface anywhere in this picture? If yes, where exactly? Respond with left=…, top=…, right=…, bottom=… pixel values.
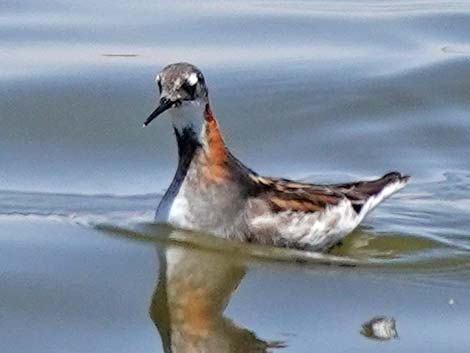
left=1, top=1, right=470, bottom=352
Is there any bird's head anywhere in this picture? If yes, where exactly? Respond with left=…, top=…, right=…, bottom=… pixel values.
left=144, top=62, right=209, bottom=128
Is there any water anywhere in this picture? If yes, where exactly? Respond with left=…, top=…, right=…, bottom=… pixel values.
left=1, top=1, right=470, bottom=352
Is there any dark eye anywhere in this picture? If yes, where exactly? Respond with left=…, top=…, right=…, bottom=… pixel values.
left=197, top=72, right=204, bottom=84
left=182, top=81, right=196, bottom=98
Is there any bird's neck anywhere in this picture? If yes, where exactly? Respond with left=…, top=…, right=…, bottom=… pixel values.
left=171, top=103, right=230, bottom=183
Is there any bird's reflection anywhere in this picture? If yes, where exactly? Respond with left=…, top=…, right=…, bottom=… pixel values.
left=149, top=230, right=283, bottom=353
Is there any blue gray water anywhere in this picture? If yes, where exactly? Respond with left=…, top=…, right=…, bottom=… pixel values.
left=1, top=1, right=470, bottom=352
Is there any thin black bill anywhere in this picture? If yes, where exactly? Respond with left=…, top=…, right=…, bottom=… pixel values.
left=143, top=98, right=175, bottom=126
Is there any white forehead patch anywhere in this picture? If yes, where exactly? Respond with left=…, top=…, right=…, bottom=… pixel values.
left=187, top=72, right=198, bottom=86
left=155, top=74, right=160, bottom=82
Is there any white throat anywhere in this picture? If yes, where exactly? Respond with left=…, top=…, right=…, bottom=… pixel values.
left=169, top=100, right=206, bottom=137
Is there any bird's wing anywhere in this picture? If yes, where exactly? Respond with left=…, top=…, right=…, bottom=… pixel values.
left=248, top=172, right=409, bottom=214
left=248, top=174, right=345, bottom=213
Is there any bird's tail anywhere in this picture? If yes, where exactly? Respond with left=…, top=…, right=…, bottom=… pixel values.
left=350, top=172, right=410, bottom=220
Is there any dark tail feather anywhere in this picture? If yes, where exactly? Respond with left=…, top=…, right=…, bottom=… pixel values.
left=331, top=171, right=410, bottom=214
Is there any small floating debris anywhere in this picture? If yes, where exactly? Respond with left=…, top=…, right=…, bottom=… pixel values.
left=361, top=316, right=398, bottom=341
left=449, top=298, right=455, bottom=305
left=102, top=53, right=139, bottom=57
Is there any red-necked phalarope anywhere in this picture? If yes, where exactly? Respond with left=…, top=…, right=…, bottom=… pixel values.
left=143, top=62, right=409, bottom=251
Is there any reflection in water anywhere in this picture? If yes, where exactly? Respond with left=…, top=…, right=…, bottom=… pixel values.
left=149, top=231, right=284, bottom=353
left=361, top=316, right=398, bottom=341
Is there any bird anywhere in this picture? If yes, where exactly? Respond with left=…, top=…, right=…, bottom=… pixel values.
left=143, top=62, right=409, bottom=251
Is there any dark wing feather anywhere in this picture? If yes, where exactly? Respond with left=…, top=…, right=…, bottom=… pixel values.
left=248, top=174, right=344, bottom=213
left=249, top=172, right=409, bottom=214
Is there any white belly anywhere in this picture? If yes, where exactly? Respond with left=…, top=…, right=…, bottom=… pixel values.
left=248, top=199, right=361, bottom=250
left=155, top=182, right=192, bottom=228
left=155, top=178, right=247, bottom=240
